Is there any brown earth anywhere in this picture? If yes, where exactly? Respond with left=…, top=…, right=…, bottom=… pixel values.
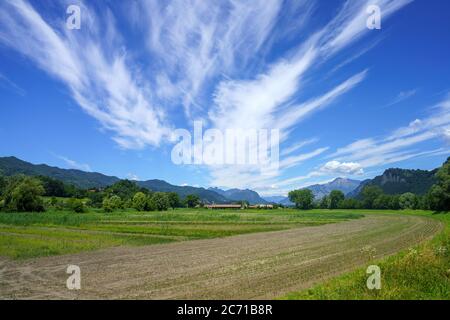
left=0, top=214, right=442, bottom=300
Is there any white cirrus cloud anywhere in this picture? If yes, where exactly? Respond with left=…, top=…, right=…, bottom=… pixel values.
left=329, top=94, right=450, bottom=168
left=57, top=155, right=92, bottom=172
left=0, top=0, right=170, bottom=149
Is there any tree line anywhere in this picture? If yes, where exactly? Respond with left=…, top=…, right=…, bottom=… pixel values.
left=288, top=157, right=449, bottom=211
left=0, top=175, right=202, bottom=213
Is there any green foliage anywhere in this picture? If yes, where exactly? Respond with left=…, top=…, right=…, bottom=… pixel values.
left=399, top=192, right=418, bottom=210
left=372, top=194, right=391, bottom=210
left=427, top=158, right=450, bottom=211
left=185, top=194, right=200, bottom=208
left=0, top=175, right=7, bottom=197
left=319, top=196, right=329, bottom=209
left=105, top=180, right=141, bottom=201
left=328, top=190, right=345, bottom=209
left=167, top=192, right=181, bottom=209
left=361, top=186, right=383, bottom=209
left=2, top=176, right=45, bottom=212
left=132, top=192, right=150, bottom=212
left=288, top=189, right=314, bottom=210
left=102, top=195, right=123, bottom=213
left=86, top=190, right=104, bottom=208
left=338, top=198, right=360, bottom=209
left=37, top=176, right=66, bottom=197
left=149, top=192, right=170, bottom=211
left=67, top=198, right=86, bottom=213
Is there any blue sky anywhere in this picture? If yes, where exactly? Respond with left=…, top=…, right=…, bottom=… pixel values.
left=0, top=0, right=449, bottom=196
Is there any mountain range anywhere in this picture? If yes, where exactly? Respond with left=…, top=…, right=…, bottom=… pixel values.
left=303, top=178, right=361, bottom=199
left=347, top=168, right=438, bottom=198
left=0, top=156, right=257, bottom=204
left=0, top=156, right=442, bottom=204
left=263, top=178, right=361, bottom=205
left=208, top=187, right=267, bottom=204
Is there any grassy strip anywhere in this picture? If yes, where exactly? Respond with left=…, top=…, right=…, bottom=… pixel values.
left=0, top=228, right=174, bottom=259
left=281, top=211, right=450, bottom=300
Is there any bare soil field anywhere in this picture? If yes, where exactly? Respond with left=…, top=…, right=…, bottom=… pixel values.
left=0, top=214, right=442, bottom=300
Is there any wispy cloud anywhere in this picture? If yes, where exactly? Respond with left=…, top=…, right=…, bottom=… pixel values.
left=57, top=155, right=91, bottom=172
left=0, top=0, right=422, bottom=195
left=280, top=147, right=329, bottom=170
left=281, top=138, right=319, bottom=157
left=328, top=94, right=450, bottom=168
left=0, top=73, right=26, bottom=96
left=382, top=89, right=418, bottom=108
left=137, top=0, right=282, bottom=118
left=0, top=0, right=170, bottom=149
left=202, top=0, right=410, bottom=189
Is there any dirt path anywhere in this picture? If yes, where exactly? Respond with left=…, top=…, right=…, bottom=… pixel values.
left=0, top=214, right=442, bottom=300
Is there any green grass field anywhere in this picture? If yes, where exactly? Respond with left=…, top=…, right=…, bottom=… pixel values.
left=0, top=208, right=362, bottom=259
left=281, top=210, right=450, bottom=300
left=1, top=208, right=448, bottom=300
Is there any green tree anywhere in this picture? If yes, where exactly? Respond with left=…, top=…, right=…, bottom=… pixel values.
left=361, top=186, right=383, bottom=209
left=105, top=180, right=141, bottom=201
left=102, top=195, right=123, bottom=213
left=0, top=175, right=7, bottom=197
left=399, top=192, right=418, bottom=210
left=184, top=194, right=200, bottom=208
left=3, top=176, right=45, bottom=212
left=338, top=198, right=360, bottom=209
left=38, top=176, right=66, bottom=197
left=328, top=190, right=345, bottom=209
left=288, top=189, right=314, bottom=210
left=417, top=194, right=430, bottom=210
left=373, top=194, right=392, bottom=209
left=427, top=157, right=449, bottom=211
left=389, top=195, right=401, bottom=210
left=167, top=192, right=181, bottom=209
left=67, top=198, right=86, bottom=213
left=319, top=196, right=329, bottom=209
left=149, top=192, right=170, bottom=211
left=132, top=192, right=150, bottom=212
left=87, top=191, right=104, bottom=208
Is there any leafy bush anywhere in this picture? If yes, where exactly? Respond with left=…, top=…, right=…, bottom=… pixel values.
left=102, top=195, right=123, bottom=212
left=399, top=192, right=418, bottom=210
left=2, top=176, right=45, bottom=212
left=149, top=192, right=170, bottom=211
left=67, top=198, right=86, bottom=213
left=132, top=192, right=150, bottom=212
left=86, top=191, right=104, bottom=208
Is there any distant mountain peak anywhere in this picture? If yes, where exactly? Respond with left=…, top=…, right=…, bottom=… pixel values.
left=302, top=178, right=361, bottom=199
left=207, top=187, right=267, bottom=204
